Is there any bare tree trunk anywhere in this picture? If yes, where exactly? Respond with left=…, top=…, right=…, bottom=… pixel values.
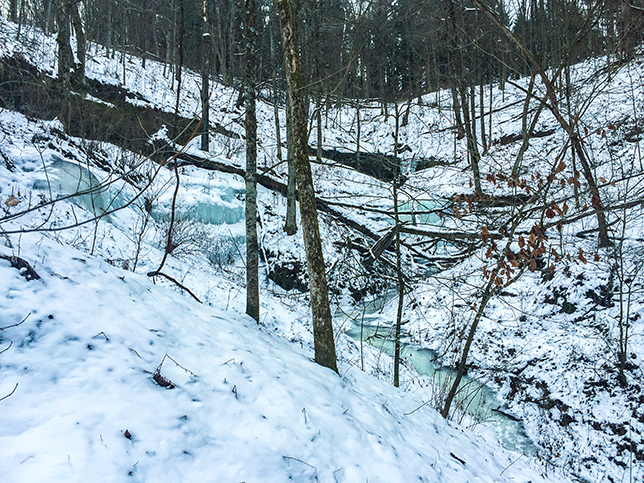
left=479, top=80, right=487, bottom=154
left=460, top=85, right=483, bottom=196
left=174, top=0, right=185, bottom=115
left=451, top=87, right=464, bottom=137
left=273, top=74, right=283, bottom=163
left=393, top=106, right=404, bottom=388
left=271, top=30, right=283, bottom=164
left=9, top=0, right=18, bottom=23
left=201, top=0, right=211, bottom=152
left=245, top=0, right=259, bottom=322
left=56, top=0, right=73, bottom=127
left=316, top=97, right=322, bottom=164
left=70, top=1, right=86, bottom=87
left=277, top=0, right=338, bottom=373
left=512, top=73, right=549, bottom=176
left=284, top=86, right=298, bottom=235
left=56, top=0, right=73, bottom=89
left=355, top=99, right=361, bottom=172
left=16, top=0, right=24, bottom=39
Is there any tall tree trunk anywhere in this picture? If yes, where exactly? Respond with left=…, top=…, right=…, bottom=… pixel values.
left=201, top=0, right=211, bottom=152
left=70, top=1, right=86, bottom=87
left=459, top=85, right=483, bottom=196
left=56, top=0, right=73, bottom=127
left=273, top=76, right=283, bottom=162
left=277, top=0, right=338, bottom=373
left=16, top=0, right=24, bottom=38
left=9, top=0, right=18, bottom=23
left=273, top=74, right=283, bottom=163
left=271, top=30, right=283, bottom=164
left=316, top=97, right=322, bottom=165
left=174, top=0, right=185, bottom=115
left=245, top=0, right=259, bottom=322
left=479, top=79, right=487, bottom=154
left=355, top=99, right=361, bottom=172
left=284, top=89, right=298, bottom=235
left=45, top=0, right=54, bottom=34
left=56, top=0, right=73, bottom=89
left=393, top=106, right=404, bottom=388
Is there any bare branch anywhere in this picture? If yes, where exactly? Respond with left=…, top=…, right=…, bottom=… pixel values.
left=146, top=271, right=202, bottom=303
left=0, top=383, right=18, bottom=403
left=0, top=313, right=31, bottom=330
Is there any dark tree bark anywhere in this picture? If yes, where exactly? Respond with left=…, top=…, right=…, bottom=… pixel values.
left=55, top=0, right=74, bottom=127
left=245, top=0, right=259, bottom=322
left=9, top=0, right=18, bottom=23
left=277, top=0, right=338, bottom=373
left=56, top=0, right=73, bottom=90
left=174, top=0, right=185, bottom=115
left=201, top=0, right=212, bottom=152
left=445, top=0, right=482, bottom=196
left=273, top=74, right=283, bottom=164
left=70, top=0, right=86, bottom=87
left=284, top=93, right=298, bottom=235
left=393, top=106, right=404, bottom=388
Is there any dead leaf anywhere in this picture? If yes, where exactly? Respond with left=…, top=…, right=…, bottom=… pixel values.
left=4, top=195, right=19, bottom=207
left=481, top=226, right=490, bottom=242
left=556, top=161, right=567, bottom=173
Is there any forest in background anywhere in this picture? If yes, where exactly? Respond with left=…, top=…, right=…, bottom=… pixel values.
left=5, top=0, right=644, bottom=102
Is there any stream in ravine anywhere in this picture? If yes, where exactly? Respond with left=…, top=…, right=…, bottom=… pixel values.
left=339, top=297, right=537, bottom=456
left=43, top=154, right=536, bottom=455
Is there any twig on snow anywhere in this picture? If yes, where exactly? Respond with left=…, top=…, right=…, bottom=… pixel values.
left=0, top=383, right=18, bottom=403
left=0, top=341, right=13, bottom=355
left=146, top=270, right=202, bottom=303
left=283, top=456, right=319, bottom=480
left=1, top=313, right=31, bottom=330
left=450, top=452, right=466, bottom=465
left=153, top=353, right=197, bottom=389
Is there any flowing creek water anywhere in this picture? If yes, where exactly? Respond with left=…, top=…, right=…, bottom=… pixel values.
left=339, top=295, right=537, bottom=455
left=44, top=157, right=536, bottom=455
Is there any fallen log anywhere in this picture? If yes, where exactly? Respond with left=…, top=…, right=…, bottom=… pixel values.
left=164, top=145, right=485, bottom=262
left=166, top=146, right=385, bottom=243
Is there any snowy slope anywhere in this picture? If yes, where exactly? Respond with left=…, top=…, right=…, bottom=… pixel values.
left=0, top=223, right=559, bottom=483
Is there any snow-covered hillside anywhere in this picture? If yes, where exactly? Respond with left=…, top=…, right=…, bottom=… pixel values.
left=1, top=219, right=556, bottom=483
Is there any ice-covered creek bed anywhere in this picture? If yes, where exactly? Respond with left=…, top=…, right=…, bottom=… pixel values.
left=45, top=155, right=536, bottom=456
left=338, top=296, right=537, bottom=455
